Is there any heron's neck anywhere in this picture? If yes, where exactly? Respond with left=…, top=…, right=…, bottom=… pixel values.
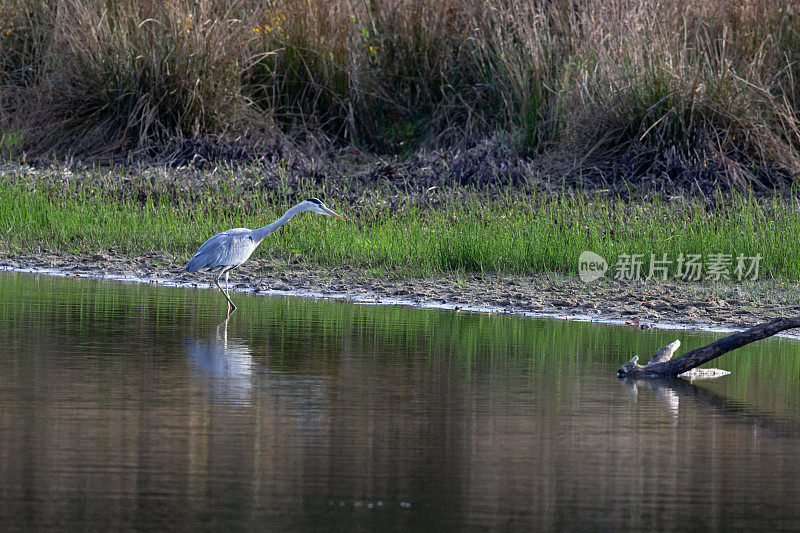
left=251, top=203, right=305, bottom=243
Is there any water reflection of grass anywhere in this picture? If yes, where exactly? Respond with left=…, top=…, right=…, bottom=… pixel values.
left=2, top=272, right=798, bottom=416
left=2, top=177, right=800, bottom=279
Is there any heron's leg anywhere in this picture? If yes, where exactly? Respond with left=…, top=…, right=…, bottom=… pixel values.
left=225, top=271, right=237, bottom=312
left=213, top=272, right=236, bottom=315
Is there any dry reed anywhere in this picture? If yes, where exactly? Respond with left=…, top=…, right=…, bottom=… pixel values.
left=1, top=0, right=798, bottom=186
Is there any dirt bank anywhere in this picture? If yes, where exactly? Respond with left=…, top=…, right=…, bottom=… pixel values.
left=3, top=252, right=799, bottom=334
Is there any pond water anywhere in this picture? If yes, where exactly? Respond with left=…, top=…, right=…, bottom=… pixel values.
left=1, top=271, right=800, bottom=530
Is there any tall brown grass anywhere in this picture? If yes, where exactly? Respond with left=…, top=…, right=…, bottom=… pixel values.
left=1, top=0, right=799, bottom=186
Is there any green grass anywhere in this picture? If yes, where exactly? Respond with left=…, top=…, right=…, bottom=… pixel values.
left=2, top=173, right=800, bottom=280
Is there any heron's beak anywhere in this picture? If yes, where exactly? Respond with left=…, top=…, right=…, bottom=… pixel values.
left=325, top=207, right=345, bottom=220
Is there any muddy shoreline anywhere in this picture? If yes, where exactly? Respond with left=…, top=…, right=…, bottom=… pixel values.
left=3, top=252, right=800, bottom=336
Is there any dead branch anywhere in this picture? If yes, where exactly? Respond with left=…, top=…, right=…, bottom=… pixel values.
left=617, top=318, right=800, bottom=378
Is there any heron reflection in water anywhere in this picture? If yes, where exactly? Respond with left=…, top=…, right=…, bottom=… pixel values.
left=185, top=318, right=254, bottom=401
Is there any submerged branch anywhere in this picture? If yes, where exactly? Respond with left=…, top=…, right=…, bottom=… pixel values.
left=617, top=318, right=800, bottom=378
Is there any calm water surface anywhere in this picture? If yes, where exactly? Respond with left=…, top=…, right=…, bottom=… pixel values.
left=1, top=272, right=800, bottom=530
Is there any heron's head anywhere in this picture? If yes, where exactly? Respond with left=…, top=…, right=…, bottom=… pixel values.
left=302, top=197, right=344, bottom=220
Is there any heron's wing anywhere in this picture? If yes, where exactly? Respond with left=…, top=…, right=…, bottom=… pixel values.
left=186, top=229, right=258, bottom=272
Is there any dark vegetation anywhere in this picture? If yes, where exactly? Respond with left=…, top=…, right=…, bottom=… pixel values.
left=1, top=0, right=799, bottom=192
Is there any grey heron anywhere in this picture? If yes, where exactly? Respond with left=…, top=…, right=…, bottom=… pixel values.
left=186, top=197, right=343, bottom=315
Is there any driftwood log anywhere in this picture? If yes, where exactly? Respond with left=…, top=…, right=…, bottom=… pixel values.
left=617, top=317, right=800, bottom=378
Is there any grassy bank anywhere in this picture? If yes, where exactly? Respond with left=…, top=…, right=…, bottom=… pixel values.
left=2, top=167, right=799, bottom=280
left=1, top=1, right=799, bottom=187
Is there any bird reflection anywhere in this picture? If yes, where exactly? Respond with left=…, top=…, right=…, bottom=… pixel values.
left=621, top=378, right=681, bottom=417
left=620, top=377, right=791, bottom=436
left=185, top=317, right=254, bottom=403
